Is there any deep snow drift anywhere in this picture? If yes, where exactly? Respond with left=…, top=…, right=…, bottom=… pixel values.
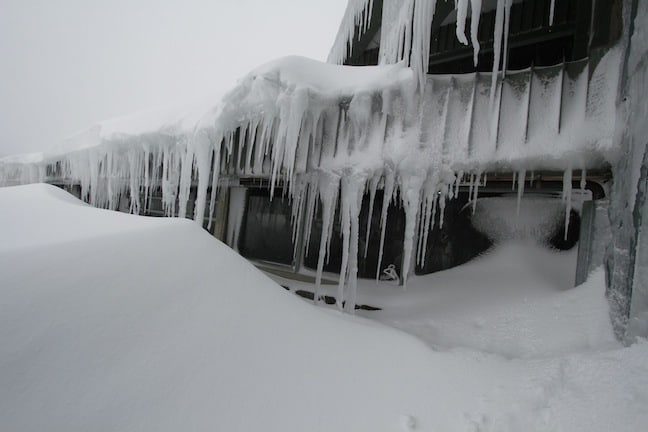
left=1, top=184, right=647, bottom=432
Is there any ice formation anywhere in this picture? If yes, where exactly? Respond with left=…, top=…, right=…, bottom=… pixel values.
left=0, top=1, right=623, bottom=312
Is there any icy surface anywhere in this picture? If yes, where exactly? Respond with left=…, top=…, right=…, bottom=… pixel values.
left=1, top=184, right=647, bottom=432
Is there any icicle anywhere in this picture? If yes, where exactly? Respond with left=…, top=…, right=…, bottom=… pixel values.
left=143, top=148, right=151, bottom=212
left=337, top=177, right=351, bottom=310
left=418, top=187, right=429, bottom=266
left=192, top=131, right=214, bottom=226
left=549, top=0, right=556, bottom=26
left=364, top=174, right=380, bottom=259
left=161, top=149, right=176, bottom=216
left=438, top=184, right=447, bottom=229
left=502, top=0, right=513, bottom=78
left=455, top=0, right=470, bottom=46
left=290, top=176, right=307, bottom=246
left=411, top=0, right=437, bottom=89
left=427, top=190, right=438, bottom=253
left=470, top=0, right=483, bottom=66
left=376, top=170, right=396, bottom=281
left=399, top=174, right=424, bottom=288
left=337, top=173, right=365, bottom=313
left=490, top=0, right=506, bottom=108
left=580, top=168, right=587, bottom=192
left=516, top=168, right=526, bottom=217
left=454, top=170, right=463, bottom=199
left=314, top=171, right=340, bottom=305
left=512, top=170, right=517, bottom=191
left=149, top=148, right=162, bottom=213
left=303, top=176, right=319, bottom=257
left=418, top=175, right=439, bottom=267
left=245, top=120, right=258, bottom=174
left=177, top=143, right=194, bottom=219
left=207, top=136, right=223, bottom=230
left=416, top=192, right=427, bottom=267
left=235, top=125, right=246, bottom=173
left=106, top=151, right=115, bottom=210
left=468, top=173, right=475, bottom=200
left=127, top=149, right=140, bottom=214
left=563, top=166, right=573, bottom=241
left=472, top=171, right=481, bottom=214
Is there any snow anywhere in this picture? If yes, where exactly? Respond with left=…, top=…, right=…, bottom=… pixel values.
left=470, top=196, right=564, bottom=243
left=2, top=183, right=647, bottom=431
left=0, top=152, right=44, bottom=164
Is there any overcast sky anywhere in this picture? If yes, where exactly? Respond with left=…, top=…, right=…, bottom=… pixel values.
left=0, top=0, right=348, bottom=156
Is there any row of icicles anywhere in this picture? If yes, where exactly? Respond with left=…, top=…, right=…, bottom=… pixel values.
left=1, top=133, right=582, bottom=313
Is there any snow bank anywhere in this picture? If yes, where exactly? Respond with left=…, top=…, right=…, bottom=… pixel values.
left=1, top=184, right=647, bottom=432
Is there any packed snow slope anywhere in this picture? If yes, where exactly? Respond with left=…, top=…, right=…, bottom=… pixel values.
left=1, top=184, right=648, bottom=432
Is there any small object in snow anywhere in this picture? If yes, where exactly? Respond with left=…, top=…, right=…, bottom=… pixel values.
left=380, top=263, right=399, bottom=282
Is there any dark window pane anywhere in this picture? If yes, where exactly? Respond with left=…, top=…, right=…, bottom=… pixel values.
left=238, top=189, right=295, bottom=265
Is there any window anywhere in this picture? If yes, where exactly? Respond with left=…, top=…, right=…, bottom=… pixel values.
left=238, top=189, right=295, bottom=266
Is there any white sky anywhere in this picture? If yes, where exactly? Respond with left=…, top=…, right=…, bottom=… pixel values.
left=0, top=0, right=349, bottom=156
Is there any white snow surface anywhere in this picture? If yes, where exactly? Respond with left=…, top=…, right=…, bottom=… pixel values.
left=1, top=184, right=647, bottom=432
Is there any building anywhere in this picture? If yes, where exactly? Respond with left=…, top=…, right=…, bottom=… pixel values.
left=1, top=0, right=646, bottom=339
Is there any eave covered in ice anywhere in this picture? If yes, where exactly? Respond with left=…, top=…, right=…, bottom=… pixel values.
left=1, top=49, right=620, bottom=194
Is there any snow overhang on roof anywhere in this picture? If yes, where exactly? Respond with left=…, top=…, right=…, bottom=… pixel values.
left=1, top=48, right=621, bottom=200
